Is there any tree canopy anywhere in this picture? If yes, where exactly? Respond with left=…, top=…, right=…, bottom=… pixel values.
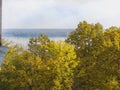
left=66, top=21, right=120, bottom=90
left=1, top=21, right=120, bottom=90
left=0, top=35, right=78, bottom=90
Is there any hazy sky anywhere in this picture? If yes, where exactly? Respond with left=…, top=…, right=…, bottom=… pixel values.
left=2, top=0, right=120, bottom=29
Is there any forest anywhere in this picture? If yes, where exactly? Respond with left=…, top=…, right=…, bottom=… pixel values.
left=0, top=21, right=120, bottom=90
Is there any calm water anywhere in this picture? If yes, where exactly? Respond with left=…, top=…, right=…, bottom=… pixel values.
left=2, top=29, right=73, bottom=48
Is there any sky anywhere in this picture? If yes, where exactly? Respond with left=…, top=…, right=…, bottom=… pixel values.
left=2, top=0, right=120, bottom=29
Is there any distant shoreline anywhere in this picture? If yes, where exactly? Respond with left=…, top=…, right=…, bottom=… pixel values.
left=2, top=29, right=71, bottom=48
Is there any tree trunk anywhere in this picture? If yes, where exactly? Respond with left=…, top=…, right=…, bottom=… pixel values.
left=29, top=85, right=33, bottom=90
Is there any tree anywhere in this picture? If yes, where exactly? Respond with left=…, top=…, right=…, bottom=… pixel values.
left=66, top=21, right=120, bottom=90
left=28, top=35, right=78, bottom=90
left=66, top=21, right=104, bottom=58
left=0, top=36, right=78, bottom=90
left=96, top=26, right=120, bottom=89
left=37, top=41, right=78, bottom=90
left=0, top=46, right=43, bottom=90
left=28, top=34, right=50, bottom=60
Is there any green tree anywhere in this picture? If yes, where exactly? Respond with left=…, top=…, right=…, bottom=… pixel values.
left=66, top=21, right=104, bottom=58
left=28, top=34, right=50, bottom=60
left=66, top=21, right=120, bottom=90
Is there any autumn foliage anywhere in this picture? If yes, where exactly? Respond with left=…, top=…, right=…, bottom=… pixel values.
left=1, top=21, right=120, bottom=90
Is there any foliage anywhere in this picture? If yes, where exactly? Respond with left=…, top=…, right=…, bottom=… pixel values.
left=66, top=21, right=120, bottom=90
left=0, top=35, right=78, bottom=90
left=1, top=21, right=120, bottom=90
left=28, top=34, right=50, bottom=60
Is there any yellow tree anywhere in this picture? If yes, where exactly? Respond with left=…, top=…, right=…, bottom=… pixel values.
left=67, top=21, right=120, bottom=90
left=28, top=38, right=78, bottom=90
left=0, top=35, right=78, bottom=90
left=66, top=21, right=104, bottom=64
left=66, top=21, right=104, bottom=89
left=97, top=26, right=120, bottom=89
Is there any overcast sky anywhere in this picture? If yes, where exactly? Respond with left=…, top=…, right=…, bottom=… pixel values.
left=2, top=0, right=120, bottom=29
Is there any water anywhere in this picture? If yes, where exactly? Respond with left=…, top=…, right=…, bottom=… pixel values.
left=2, top=29, right=73, bottom=48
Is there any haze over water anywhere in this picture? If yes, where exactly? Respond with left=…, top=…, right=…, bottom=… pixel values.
left=2, top=29, right=73, bottom=48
